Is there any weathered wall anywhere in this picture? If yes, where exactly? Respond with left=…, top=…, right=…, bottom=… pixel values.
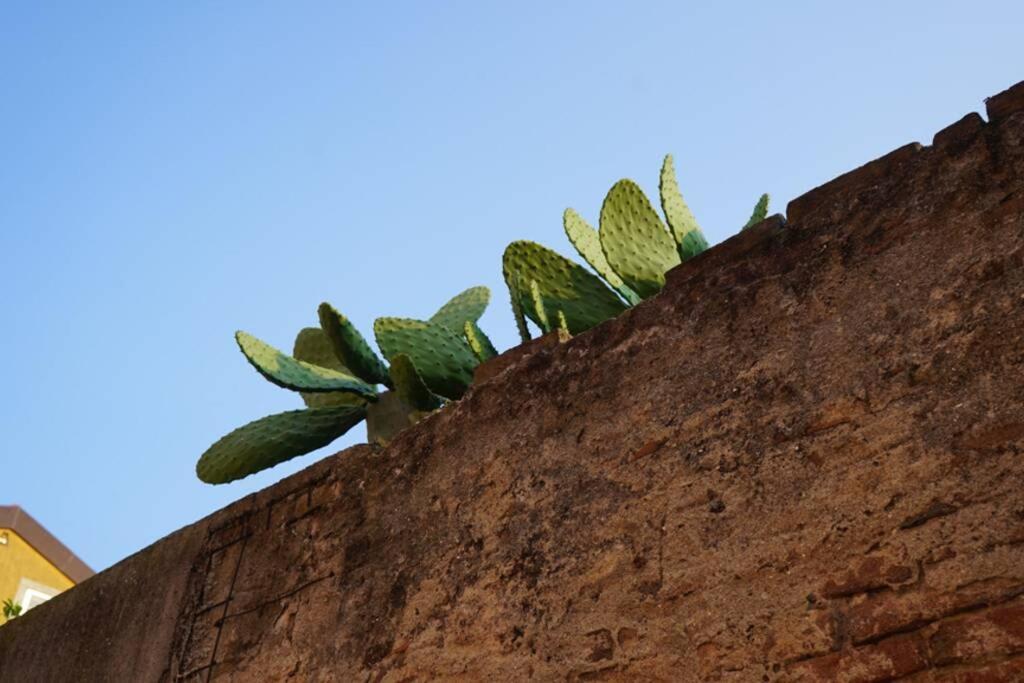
left=2, top=82, right=1023, bottom=682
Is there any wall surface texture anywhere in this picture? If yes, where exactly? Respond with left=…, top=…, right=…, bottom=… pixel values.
left=1, top=82, right=1023, bottom=682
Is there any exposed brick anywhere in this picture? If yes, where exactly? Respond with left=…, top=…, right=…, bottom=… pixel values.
left=929, top=600, right=1024, bottom=666
left=930, top=656, right=1024, bottom=682
left=788, top=631, right=929, bottom=681
left=786, top=142, right=923, bottom=226
left=933, top=112, right=986, bottom=151
left=986, top=80, right=1024, bottom=122
left=821, top=553, right=918, bottom=599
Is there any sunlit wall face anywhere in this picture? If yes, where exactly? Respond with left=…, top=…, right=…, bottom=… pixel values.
left=2, top=1, right=1023, bottom=573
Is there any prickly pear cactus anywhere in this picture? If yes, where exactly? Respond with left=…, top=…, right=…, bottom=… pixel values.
left=236, top=331, right=377, bottom=398
left=528, top=278, right=551, bottom=332
left=504, top=271, right=532, bottom=343
left=318, top=303, right=391, bottom=387
left=659, top=154, right=709, bottom=262
left=463, top=320, right=497, bottom=362
left=556, top=309, right=570, bottom=333
left=388, top=353, right=441, bottom=411
left=292, top=328, right=368, bottom=409
left=200, top=284, right=494, bottom=484
left=293, top=327, right=346, bottom=372
left=503, top=240, right=626, bottom=335
left=373, top=317, right=477, bottom=400
left=743, top=193, right=771, bottom=230
left=196, top=405, right=367, bottom=484
left=563, top=208, right=640, bottom=305
left=599, top=179, right=680, bottom=299
left=430, top=286, right=490, bottom=331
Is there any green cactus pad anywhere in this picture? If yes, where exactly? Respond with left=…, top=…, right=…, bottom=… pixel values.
left=373, top=317, right=477, bottom=400
left=292, top=328, right=368, bottom=409
left=317, top=303, right=391, bottom=388
left=388, top=353, right=441, bottom=411
left=236, top=331, right=378, bottom=398
left=429, top=286, right=490, bottom=330
left=556, top=309, right=569, bottom=333
left=293, top=327, right=346, bottom=371
left=503, top=241, right=626, bottom=335
left=529, top=278, right=551, bottom=332
left=196, top=405, right=366, bottom=484
left=659, top=154, right=709, bottom=262
left=505, top=272, right=531, bottom=343
left=599, top=179, right=680, bottom=299
left=563, top=208, right=641, bottom=306
left=463, top=320, right=498, bottom=362
left=743, top=193, right=771, bottom=230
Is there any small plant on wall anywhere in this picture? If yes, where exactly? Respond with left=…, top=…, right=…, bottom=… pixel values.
left=503, top=154, right=769, bottom=339
left=2, top=598, right=22, bottom=622
left=196, top=287, right=497, bottom=485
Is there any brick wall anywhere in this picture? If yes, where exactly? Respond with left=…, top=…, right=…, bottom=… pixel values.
left=1, top=81, right=1022, bottom=682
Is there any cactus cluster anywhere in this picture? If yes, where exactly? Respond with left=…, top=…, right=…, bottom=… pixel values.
left=196, top=287, right=495, bottom=484
left=198, top=154, right=769, bottom=485
left=503, top=154, right=769, bottom=340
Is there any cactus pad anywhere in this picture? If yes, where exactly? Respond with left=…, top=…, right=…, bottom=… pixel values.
left=429, top=286, right=490, bottom=330
left=373, top=317, right=477, bottom=400
left=293, top=328, right=369, bottom=408
left=463, top=320, right=497, bottom=362
left=529, top=278, right=551, bottom=332
left=505, top=271, right=531, bottom=343
left=503, top=240, right=626, bottom=335
left=599, top=179, right=680, bottom=299
left=556, top=309, right=569, bottom=333
left=317, top=303, right=391, bottom=388
left=293, top=327, right=346, bottom=371
left=659, top=154, right=709, bottom=261
left=563, top=208, right=640, bottom=305
left=196, top=405, right=367, bottom=484
left=743, top=193, right=771, bottom=230
left=388, top=353, right=441, bottom=411
left=236, top=331, right=377, bottom=398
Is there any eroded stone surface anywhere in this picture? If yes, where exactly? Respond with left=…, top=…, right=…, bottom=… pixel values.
left=1, top=82, right=1023, bottom=682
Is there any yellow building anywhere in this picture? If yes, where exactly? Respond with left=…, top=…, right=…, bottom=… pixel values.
left=0, top=506, right=93, bottom=620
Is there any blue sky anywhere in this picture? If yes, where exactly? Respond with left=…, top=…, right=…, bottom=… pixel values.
left=1, top=2, right=1021, bottom=572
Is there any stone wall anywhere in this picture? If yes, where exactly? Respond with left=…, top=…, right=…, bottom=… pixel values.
left=1, top=81, right=1023, bottom=682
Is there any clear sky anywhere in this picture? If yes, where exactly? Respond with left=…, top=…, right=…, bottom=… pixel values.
left=1, top=2, right=1021, bottom=572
